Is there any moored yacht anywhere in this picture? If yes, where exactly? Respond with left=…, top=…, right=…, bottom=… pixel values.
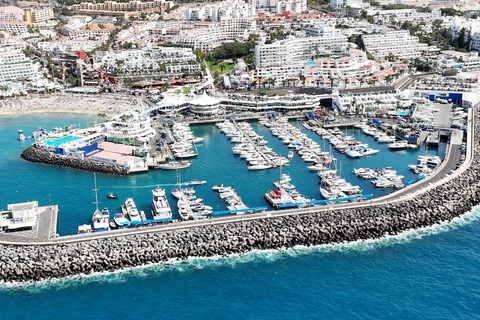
left=388, top=141, right=408, bottom=150
left=151, top=187, right=172, bottom=220
left=124, top=198, right=141, bottom=222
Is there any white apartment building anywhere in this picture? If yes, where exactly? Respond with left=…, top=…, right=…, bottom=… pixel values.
left=0, top=46, right=38, bottom=82
left=185, top=0, right=256, bottom=22
left=0, top=6, right=24, bottom=22
left=330, top=0, right=366, bottom=9
left=471, top=32, right=480, bottom=52
left=93, top=46, right=200, bottom=75
left=449, top=17, right=480, bottom=51
left=103, top=111, right=156, bottom=143
left=249, top=0, right=307, bottom=13
left=362, top=31, right=428, bottom=60
left=72, top=0, right=174, bottom=13
left=37, top=35, right=108, bottom=52
left=254, top=29, right=348, bottom=83
left=32, top=8, right=54, bottom=23
left=255, top=29, right=348, bottom=67
left=173, top=18, right=257, bottom=51
left=0, top=21, right=27, bottom=34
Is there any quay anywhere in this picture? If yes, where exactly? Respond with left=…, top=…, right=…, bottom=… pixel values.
left=0, top=108, right=471, bottom=246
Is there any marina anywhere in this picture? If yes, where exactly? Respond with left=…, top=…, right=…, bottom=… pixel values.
left=0, top=105, right=460, bottom=236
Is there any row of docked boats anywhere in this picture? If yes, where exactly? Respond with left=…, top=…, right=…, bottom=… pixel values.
left=319, top=170, right=363, bottom=199
left=156, top=122, right=202, bottom=170
left=83, top=174, right=175, bottom=233
left=307, top=125, right=380, bottom=158
left=264, top=172, right=313, bottom=209
left=262, top=117, right=336, bottom=166
left=408, top=155, right=442, bottom=175
left=217, top=120, right=289, bottom=170
left=213, top=185, right=250, bottom=213
left=353, top=167, right=405, bottom=188
left=172, top=184, right=212, bottom=220
left=354, top=122, right=415, bottom=150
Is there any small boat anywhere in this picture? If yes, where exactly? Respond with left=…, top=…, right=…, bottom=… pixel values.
left=18, top=130, right=26, bottom=141
left=248, top=163, right=272, bottom=170
left=106, top=192, right=118, bottom=199
left=113, top=212, right=129, bottom=228
left=92, top=209, right=109, bottom=232
left=157, top=160, right=192, bottom=170
left=388, top=141, right=408, bottom=150
left=212, top=184, right=224, bottom=190
left=187, top=179, right=207, bottom=186
left=124, top=198, right=142, bottom=222
left=287, top=150, right=294, bottom=159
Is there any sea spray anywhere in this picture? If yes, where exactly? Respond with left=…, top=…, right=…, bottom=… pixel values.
left=3, top=204, right=480, bottom=292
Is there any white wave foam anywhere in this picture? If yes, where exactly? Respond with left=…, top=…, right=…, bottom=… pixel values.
left=2, top=205, right=480, bottom=292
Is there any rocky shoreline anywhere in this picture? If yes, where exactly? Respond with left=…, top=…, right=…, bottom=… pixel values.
left=21, top=146, right=129, bottom=176
left=1, top=111, right=477, bottom=283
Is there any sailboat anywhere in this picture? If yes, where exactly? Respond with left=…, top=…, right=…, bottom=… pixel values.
left=91, top=173, right=110, bottom=232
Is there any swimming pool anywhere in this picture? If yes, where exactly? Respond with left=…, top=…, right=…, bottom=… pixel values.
left=42, top=135, right=81, bottom=147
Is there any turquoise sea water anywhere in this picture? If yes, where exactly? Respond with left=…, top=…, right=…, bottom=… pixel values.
left=2, top=114, right=479, bottom=319
left=0, top=114, right=428, bottom=235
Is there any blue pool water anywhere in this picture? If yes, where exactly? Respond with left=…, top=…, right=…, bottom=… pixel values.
left=42, top=135, right=81, bottom=147
left=2, top=114, right=477, bottom=320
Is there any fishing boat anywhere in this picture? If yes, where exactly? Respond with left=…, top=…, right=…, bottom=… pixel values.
left=157, top=160, right=192, bottom=170
left=187, top=179, right=207, bottom=186
left=106, top=192, right=118, bottom=199
left=151, top=187, right=172, bottom=220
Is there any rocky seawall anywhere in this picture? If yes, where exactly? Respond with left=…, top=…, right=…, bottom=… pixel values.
left=21, top=146, right=129, bottom=176
left=1, top=112, right=477, bottom=282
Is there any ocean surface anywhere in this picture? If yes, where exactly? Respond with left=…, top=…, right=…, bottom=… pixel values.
left=1, top=114, right=479, bottom=319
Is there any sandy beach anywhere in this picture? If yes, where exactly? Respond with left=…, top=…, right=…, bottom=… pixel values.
left=0, top=93, right=143, bottom=117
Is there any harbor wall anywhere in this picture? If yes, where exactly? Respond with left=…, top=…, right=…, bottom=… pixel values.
left=1, top=111, right=479, bottom=282
left=21, top=146, right=129, bottom=176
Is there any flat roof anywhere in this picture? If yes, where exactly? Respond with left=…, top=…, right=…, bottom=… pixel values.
left=98, top=141, right=135, bottom=155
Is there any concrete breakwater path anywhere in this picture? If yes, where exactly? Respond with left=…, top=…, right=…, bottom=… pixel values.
left=0, top=109, right=475, bottom=282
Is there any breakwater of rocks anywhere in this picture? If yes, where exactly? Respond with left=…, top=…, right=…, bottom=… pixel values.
left=1, top=111, right=477, bottom=282
left=21, top=146, right=129, bottom=176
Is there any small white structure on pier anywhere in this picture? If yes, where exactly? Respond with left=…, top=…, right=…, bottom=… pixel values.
left=0, top=201, right=38, bottom=231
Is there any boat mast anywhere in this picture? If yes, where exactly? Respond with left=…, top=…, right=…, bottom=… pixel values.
left=93, top=173, right=100, bottom=211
